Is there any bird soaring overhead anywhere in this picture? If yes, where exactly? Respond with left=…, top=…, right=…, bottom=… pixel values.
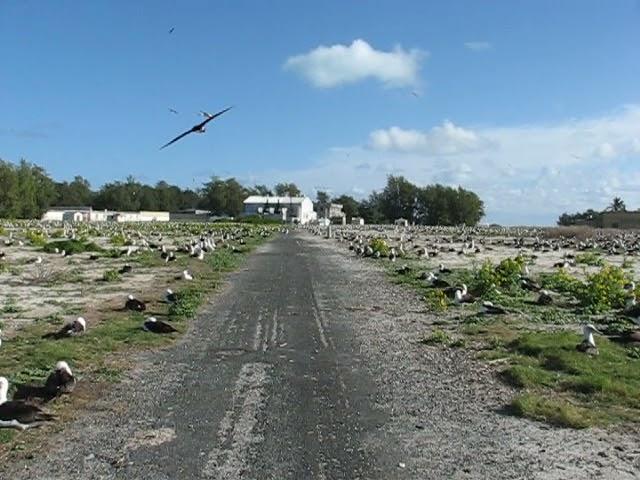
left=160, top=106, right=232, bottom=150
left=168, top=108, right=178, bottom=114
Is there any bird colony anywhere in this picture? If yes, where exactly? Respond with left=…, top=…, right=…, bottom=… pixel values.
left=313, top=224, right=640, bottom=426
left=0, top=220, right=272, bottom=431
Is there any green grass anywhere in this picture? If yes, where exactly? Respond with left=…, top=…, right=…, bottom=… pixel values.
left=510, top=393, right=598, bottom=429
left=421, top=328, right=452, bottom=345
left=102, top=269, right=121, bottom=282
left=386, top=256, right=640, bottom=429
left=496, top=331, right=640, bottom=427
left=575, top=252, right=605, bottom=267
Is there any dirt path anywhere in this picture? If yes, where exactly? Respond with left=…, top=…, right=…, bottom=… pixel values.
left=2, top=232, right=639, bottom=479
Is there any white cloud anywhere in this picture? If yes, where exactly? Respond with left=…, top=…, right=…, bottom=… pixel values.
left=464, top=41, right=492, bottom=51
left=249, top=105, right=640, bottom=225
left=284, top=39, right=425, bottom=88
left=595, top=142, right=616, bottom=159
left=369, top=121, right=485, bottom=155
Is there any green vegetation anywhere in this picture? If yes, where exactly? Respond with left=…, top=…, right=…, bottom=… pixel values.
left=575, top=252, right=604, bottom=267
left=491, top=331, right=640, bottom=427
left=579, top=264, right=631, bottom=313
left=102, top=269, right=121, bottom=282
left=510, top=393, right=597, bottom=429
left=369, top=238, right=390, bottom=256
left=109, top=233, right=129, bottom=246
left=25, top=230, right=47, bottom=246
left=385, top=251, right=640, bottom=429
left=421, top=328, right=452, bottom=345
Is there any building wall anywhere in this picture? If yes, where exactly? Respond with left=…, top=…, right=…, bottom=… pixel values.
left=42, top=211, right=65, bottom=221
left=243, top=196, right=316, bottom=224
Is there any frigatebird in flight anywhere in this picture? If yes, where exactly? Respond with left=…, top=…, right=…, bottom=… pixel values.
left=159, top=106, right=232, bottom=150
left=168, top=108, right=178, bottom=114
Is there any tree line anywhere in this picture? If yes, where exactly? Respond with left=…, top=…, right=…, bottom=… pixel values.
left=0, top=159, right=485, bottom=225
left=316, top=175, right=484, bottom=226
left=557, top=197, right=628, bottom=226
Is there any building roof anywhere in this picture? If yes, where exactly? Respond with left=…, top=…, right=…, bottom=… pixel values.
left=243, top=196, right=308, bottom=204
left=47, top=206, right=92, bottom=212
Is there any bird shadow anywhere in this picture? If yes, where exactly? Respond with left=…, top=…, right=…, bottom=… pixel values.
left=12, top=384, right=55, bottom=404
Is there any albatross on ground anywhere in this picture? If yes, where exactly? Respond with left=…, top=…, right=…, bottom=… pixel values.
left=125, top=295, right=146, bottom=312
left=143, top=317, right=177, bottom=334
left=0, top=377, right=56, bottom=430
left=42, top=317, right=86, bottom=339
left=576, top=324, right=600, bottom=355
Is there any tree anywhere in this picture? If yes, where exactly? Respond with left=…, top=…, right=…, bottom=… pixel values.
left=55, top=176, right=93, bottom=206
left=379, top=175, right=419, bottom=223
left=200, top=176, right=247, bottom=216
left=274, top=182, right=301, bottom=197
left=315, top=191, right=331, bottom=217
left=608, top=197, right=626, bottom=212
left=358, top=191, right=386, bottom=224
left=247, top=184, right=272, bottom=196
left=333, top=194, right=359, bottom=222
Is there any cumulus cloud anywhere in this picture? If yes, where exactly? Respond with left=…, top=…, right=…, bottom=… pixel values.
left=464, top=41, right=492, bottom=51
left=248, top=105, right=640, bottom=225
left=369, top=121, right=485, bottom=155
left=284, top=39, right=425, bottom=88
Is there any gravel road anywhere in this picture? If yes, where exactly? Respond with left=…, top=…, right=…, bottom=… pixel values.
left=2, top=232, right=639, bottom=479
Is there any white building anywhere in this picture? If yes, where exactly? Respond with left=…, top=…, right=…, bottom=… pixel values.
left=351, top=217, right=365, bottom=226
left=243, top=196, right=316, bottom=224
left=41, top=207, right=169, bottom=223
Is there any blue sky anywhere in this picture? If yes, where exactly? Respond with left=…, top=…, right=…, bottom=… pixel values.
left=1, top=0, right=639, bottom=224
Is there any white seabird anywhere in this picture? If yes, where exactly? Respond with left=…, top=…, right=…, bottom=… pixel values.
left=576, top=324, right=600, bottom=355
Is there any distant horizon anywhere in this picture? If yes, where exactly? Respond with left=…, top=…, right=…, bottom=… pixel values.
left=2, top=1, right=638, bottom=226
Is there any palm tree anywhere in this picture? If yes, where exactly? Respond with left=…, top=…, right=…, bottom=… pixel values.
left=607, top=197, right=627, bottom=212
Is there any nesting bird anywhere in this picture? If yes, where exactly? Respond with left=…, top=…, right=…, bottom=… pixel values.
left=165, top=289, right=178, bottom=303
left=576, top=324, right=600, bottom=355
left=536, top=290, right=554, bottom=306
left=44, top=361, right=76, bottom=397
left=42, top=317, right=86, bottom=339
left=182, top=270, right=193, bottom=281
left=143, top=317, right=177, bottom=334
left=0, top=377, right=56, bottom=430
left=482, top=301, right=507, bottom=315
left=125, top=295, right=146, bottom=312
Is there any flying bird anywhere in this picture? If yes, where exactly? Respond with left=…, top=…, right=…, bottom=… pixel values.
left=160, top=106, right=232, bottom=150
left=168, top=27, right=175, bottom=34
left=168, top=108, right=178, bottom=114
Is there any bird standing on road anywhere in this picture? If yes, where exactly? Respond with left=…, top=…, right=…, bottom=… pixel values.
left=160, top=106, right=232, bottom=149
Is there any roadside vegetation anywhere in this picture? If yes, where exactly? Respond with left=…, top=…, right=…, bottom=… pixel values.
left=386, top=250, right=640, bottom=429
